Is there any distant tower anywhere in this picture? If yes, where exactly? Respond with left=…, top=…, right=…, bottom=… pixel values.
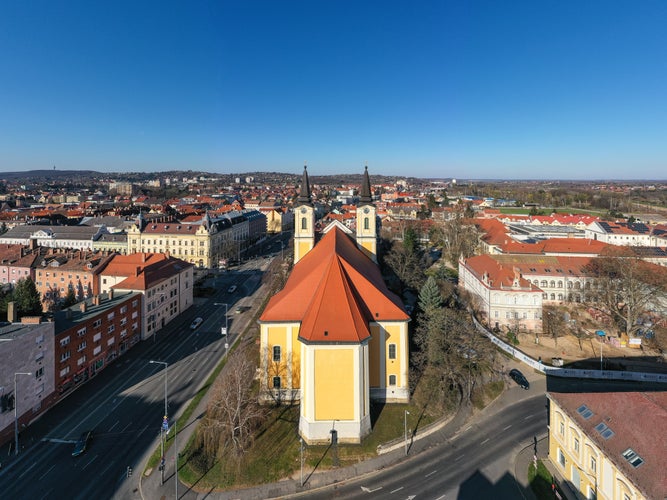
left=356, top=165, right=377, bottom=263
left=294, top=165, right=315, bottom=264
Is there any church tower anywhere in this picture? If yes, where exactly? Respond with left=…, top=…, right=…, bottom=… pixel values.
left=294, top=165, right=315, bottom=264
left=356, top=166, right=377, bottom=263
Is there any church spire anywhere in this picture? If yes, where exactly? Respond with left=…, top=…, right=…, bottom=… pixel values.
left=297, top=165, right=312, bottom=206
left=359, top=165, right=372, bottom=205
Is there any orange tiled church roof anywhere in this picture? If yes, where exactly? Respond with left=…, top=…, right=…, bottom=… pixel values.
left=260, top=227, right=408, bottom=343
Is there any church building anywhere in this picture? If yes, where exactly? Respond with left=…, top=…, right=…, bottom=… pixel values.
left=258, top=166, right=410, bottom=444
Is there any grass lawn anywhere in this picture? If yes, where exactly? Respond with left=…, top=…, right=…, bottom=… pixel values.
left=528, top=459, right=566, bottom=500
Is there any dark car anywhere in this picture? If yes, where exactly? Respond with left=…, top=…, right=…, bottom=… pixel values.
left=509, top=369, right=529, bottom=389
left=72, top=430, right=93, bottom=457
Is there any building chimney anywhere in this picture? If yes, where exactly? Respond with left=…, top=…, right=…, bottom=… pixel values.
left=108, top=289, right=114, bottom=300
left=80, top=301, right=87, bottom=313
left=7, top=301, right=17, bottom=322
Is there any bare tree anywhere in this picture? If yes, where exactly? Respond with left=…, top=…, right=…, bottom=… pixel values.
left=199, top=348, right=266, bottom=459
left=430, top=214, right=479, bottom=266
left=542, top=305, right=566, bottom=347
left=586, top=250, right=667, bottom=337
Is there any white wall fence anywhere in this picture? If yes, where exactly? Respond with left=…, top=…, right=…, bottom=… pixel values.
left=472, top=316, right=667, bottom=384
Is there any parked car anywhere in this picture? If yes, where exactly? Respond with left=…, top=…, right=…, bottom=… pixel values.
left=227, top=285, right=237, bottom=293
left=72, top=430, right=93, bottom=457
left=190, top=317, right=203, bottom=330
left=509, top=368, right=529, bottom=389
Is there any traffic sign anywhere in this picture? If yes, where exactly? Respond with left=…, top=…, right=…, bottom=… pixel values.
left=221, top=327, right=227, bottom=336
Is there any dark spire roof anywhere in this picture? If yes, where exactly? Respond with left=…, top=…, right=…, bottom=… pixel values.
left=297, top=165, right=312, bottom=206
left=359, top=165, right=372, bottom=205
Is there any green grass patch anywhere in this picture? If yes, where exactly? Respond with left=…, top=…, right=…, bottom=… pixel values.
left=528, top=459, right=565, bottom=500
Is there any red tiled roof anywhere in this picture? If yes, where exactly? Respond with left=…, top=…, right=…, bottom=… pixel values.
left=549, top=391, right=667, bottom=499
left=260, top=227, right=408, bottom=343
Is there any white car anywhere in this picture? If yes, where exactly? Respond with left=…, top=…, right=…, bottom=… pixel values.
left=190, top=317, right=203, bottom=330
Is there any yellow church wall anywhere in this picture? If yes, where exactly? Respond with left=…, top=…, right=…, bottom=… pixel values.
left=291, top=326, right=301, bottom=388
left=297, top=240, right=312, bottom=258
left=360, top=240, right=375, bottom=253
left=384, top=324, right=402, bottom=386
left=368, top=324, right=380, bottom=386
left=314, top=349, right=354, bottom=420
left=267, top=326, right=289, bottom=387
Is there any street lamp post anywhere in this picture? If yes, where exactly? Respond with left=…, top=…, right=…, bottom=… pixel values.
left=149, top=360, right=168, bottom=484
left=214, top=303, right=228, bottom=337
left=14, top=372, right=32, bottom=456
left=404, top=410, right=410, bottom=456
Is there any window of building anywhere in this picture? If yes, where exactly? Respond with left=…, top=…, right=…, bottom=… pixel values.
left=559, top=421, right=564, bottom=436
left=573, top=437, right=579, bottom=453
left=590, top=456, right=596, bottom=473
left=558, top=449, right=565, bottom=467
left=388, top=344, right=396, bottom=359
left=364, top=217, right=369, bottom=230
left=273, top=345, right=281, bottom=362
left=272, top=376, right=281, bottom=389
left=35, top=367, right=44, bottom=378
left=388, top=374, right=396, bottom=386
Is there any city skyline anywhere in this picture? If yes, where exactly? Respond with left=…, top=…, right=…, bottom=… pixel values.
left=1, top=0, right=666, bottom=180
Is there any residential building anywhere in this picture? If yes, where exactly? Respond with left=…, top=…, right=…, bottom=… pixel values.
left=0, top=224, right=105, bottom=251
left=53, top=291, right=143, bottom=395
left=0, top=319, right=56, bottom=449
left=98, top=253, right=194, bottom=341
left=548, top=390, right=667, bottom=500
left=458, top=254, right=543, bottom=332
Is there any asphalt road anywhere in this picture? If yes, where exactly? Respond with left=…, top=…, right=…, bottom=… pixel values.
left=0, top=258, right=269, bottom=500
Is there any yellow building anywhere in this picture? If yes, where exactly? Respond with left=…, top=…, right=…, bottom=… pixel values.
left=259, top=167, right=409, bottom=444
left=547, top=390, right=667, bottom=500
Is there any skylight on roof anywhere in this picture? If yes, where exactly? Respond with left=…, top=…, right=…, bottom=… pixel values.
left=622, top=448, right=644, bottom=468
left=594, top=422, right=615, bottom=440
left=576, top=404, right=594, bottom=420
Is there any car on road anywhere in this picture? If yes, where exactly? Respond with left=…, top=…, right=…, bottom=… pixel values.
left=72, top=430, right=93, bottom=457
left=509, top=368, right=529, bottom=389
left=190, top=317, right=203, bottom=330
left=227, top=285, right=237, bottom=293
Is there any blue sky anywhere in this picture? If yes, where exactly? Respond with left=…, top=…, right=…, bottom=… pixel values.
left=1, top=0, right=665, bottom=180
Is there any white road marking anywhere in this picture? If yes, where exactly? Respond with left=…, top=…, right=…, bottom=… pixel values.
left=360, top=486, right=383, bottom=493
left=503, top=425, right=512, bottom=431
left=524, top=414, right=535, bottom=420
left=81, top=454, right=98, bottom=471
left=390, top=486, right=404, bottom=493
left=480, top=438, right=490, bottom=445
left=425, top=470, right=437, bottom=477
left=108, top=420, right=119, bottom=432
left=18, top=461, right=36, bottom=480
left=455, top=454, right=465, bottom=461
left=39, top=464, right=56, bottom=481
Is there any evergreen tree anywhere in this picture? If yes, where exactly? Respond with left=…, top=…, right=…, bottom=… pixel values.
left=12, top=278, right=43, bottom=316
left=418, top=276, right=443, bottom=313
left=63, top=286, right=78, bottom=308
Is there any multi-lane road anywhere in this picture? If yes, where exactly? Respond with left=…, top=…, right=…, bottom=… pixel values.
left=0, top=258, right=269, bottom=499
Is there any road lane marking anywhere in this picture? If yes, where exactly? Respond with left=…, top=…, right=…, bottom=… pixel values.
left=524, top=414, right=535, bottom=420
left=455, top=454, right=465, bottom=461
left=390, top=486, right=404, bottom=493
left=503, top=425, right=512, bottom=431
left=42, top=438, right=74, bottom=444
left=39, top=464, right=56, bottom=481
left=108, top=420, right=119, bottom=432
left=81, top=454, right=98, bottom=471
left=360, top=486, right=382, bottom=493
left=121, top=422, right=132, bottom=433
left=480, top=438, right=489, bottom=445
left=425, top=470, right=437, bottom=477
left=18, top=461, right=36, bottom=480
